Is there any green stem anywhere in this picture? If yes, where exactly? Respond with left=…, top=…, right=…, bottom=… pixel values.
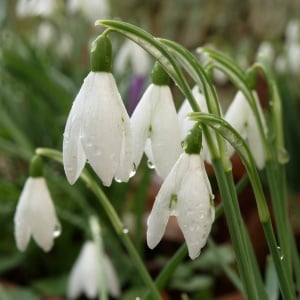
left=262, top=220, right=295, bottom=300
left=213, top=159, right=265, bottom=300
left=265, top=162, right=292, bottom=274
left=36, top=148, right=162, bottom=300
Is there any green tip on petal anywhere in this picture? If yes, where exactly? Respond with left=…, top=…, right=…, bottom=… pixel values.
left=151, top=62, right=169, bottom=86
left=184, top=123, right=202, bottom=154
left=29, top=155, right=43, bottom=178
left=90, top=34, right=112, bottom=72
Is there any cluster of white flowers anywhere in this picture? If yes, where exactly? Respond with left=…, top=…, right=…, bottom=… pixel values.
left=256, top=19, right=300, bottom=75
left=13, top=32, right=269, bottom=299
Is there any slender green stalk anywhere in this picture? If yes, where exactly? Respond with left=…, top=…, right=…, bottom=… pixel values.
left=35, top=148, right=162, bottom=300
left=191, top=113, right=295, bottom=299
left=89, top=216, right=108, bottom=300
left=262, top=220, right=295, bottom=299
left=213, top=159, right=265, bottom=300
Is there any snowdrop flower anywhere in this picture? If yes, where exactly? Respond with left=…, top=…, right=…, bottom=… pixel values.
left=178, top=85, right=213, bottom=163
left=256, top=40, right=276, bottom=63
left=16, top=0, right=57, bottom=18
left=68, top=241, right=120, bottom=299
left=14, top=156, right=60, bottom=252
left=114, top=39, right=151, bottom=77
left=67, top=0, right=109, bottom=22
left=131, top=62, right=182, bottom=178
left=224, top=91, right=267, bottom=169
left=63, top=34, right=133, bottom=186
left=147, top=125, right=215, bottom=259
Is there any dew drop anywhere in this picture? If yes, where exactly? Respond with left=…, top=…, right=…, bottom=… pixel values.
left=277, top=147, right=290, bottom=164
left=115, top=177, right=123, bottom=183
left=123, top=228, right=129, bottom=234
left=147, top=160, right=155, bottom=170
left=129, top=163, right=137, bottom=178
left=277, top=246, right=284, bottom=260
left=53, top=224, right=62, bottom=238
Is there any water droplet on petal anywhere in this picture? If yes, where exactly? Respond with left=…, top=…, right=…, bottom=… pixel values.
left=147, top=160, right=155, bottom=170
left=129, top=163, right=137, bottom=178
left=115, top=177, right=123, bottom=183
left=53, top=224, right=62, bottom=238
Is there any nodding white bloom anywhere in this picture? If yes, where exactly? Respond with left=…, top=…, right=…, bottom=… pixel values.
left=224, top=91, right=267, bottom=169
left=63, top=71, right=133, bottom=186
left=16, top=0, right=57, bottom=18
left=68, top=241, right=120, bottom=299
left=14, top=177, right=61, bottom=252
left=63, top=35, right=133, bottom=186
left=256, top=41, right=276, bottom=63
left=131, top=82, right=182, bottom=178
left=178, top=86, right=213, bottom=163
left=147, top=152, right=215, bottom=259
left=67, top=0, right=110, bottom=22
left=114, top=40, right=151, bottom=76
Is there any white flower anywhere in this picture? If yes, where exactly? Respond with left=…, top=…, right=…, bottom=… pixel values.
left=224, top=91, right=267, bottom=169
left=114, top=40, right=151, bottom=76
left=14, top=177, right=61, bottom=252
left=256, top=41, right=276, bottom=63
left=178, top=86, right=213, bottom=163
left=67, top=0, right=109, bottom=22
left=16, top=0, right=57, bottom=18
left=131, top=83, right=182, bottom=178
left=63, top=71, right=133, bottom=186
left=68, top=241, right=120, bottom=299
left=147, top=153, right=215, bottom=259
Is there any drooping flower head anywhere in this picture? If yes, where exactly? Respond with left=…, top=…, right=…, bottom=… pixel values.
left=224, top=91, right=267, bottom=169
left=14, top=155, right=61, bottom=252
left=63, top=34, right=134, bottom=186
left=131, top=62, right=182, bottom=178
left=67, top=241, right=120, bottom=299
left=147, top=124, right=215, bottom=259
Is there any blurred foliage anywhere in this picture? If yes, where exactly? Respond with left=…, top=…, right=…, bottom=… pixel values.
left=0, top=0, right=299, bottom=299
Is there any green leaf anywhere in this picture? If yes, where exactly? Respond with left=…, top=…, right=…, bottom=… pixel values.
left=31, top=275, right=68, bottom=296
left=7, top=288, right=38, bottom=300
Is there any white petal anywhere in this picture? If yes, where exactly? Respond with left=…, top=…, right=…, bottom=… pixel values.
left=147, top=153, right=188, bottom=249
left=177, top=86, right=214, bottom=163
left=224, top=91, right=250, bottom=157
left=80, top=72, right=123, bottom=186
left=14, top=178, right=33, bottom=251
left=28, top=178, right=60, bottom=252
left=103, top=254, right=121, bottom=297
left=68, top=242, right=99, bottom=299
left=63, top=75, right=87, bottom=184
left=247, top=92, right=267, bottom=169
left=131, top=84, right=153, bottom=169
left=176, top=155, right=214, bottom=259
left=150, top=85, right=182, bottom=178
left=14, top=178, right=59, bottom=252
left=114, top=99, right=134, bottom=183
left=178, top=99, right=194, bottom=140
left=247, top=116, right=265, bottom=169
